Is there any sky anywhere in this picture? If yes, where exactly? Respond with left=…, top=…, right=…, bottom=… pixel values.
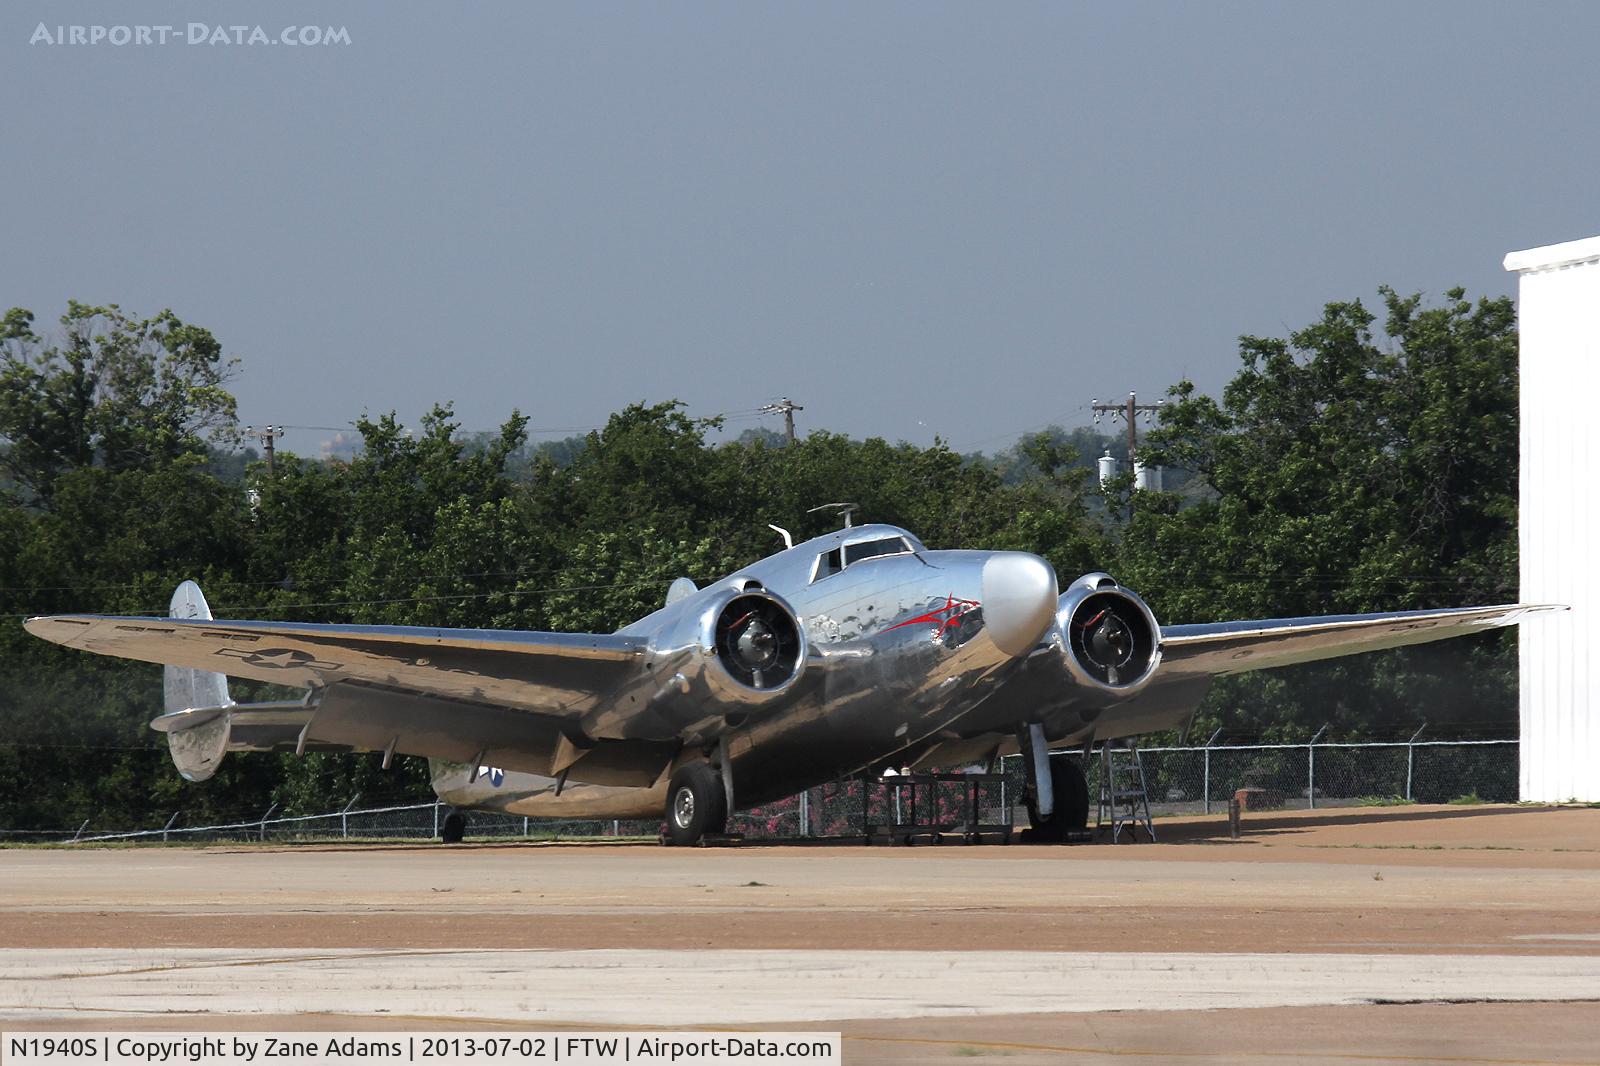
left=3, top=1, right=1597, bottom=455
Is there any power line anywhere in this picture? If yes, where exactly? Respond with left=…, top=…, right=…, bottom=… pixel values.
left=4, top=577, right=694, bottom=621
left=757, top=397, right=803, bottom=444
left=0, top=535, right=1516, bottom=600
left=243, top=424, right=284, bottom=475
left=249, top=404, right=784, bottom=445
left=951, top=404, right=1094, bottom=452
left=1091, top=391, right=1165, bottom=459
left=2, top=561, right=590, bottom=596
left=4, top=568, right=1519, bottom=622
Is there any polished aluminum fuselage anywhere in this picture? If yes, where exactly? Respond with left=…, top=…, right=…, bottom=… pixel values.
left=434, top=525, right=1058, bottom=819
left=29, top=523, right=1552, bottom=820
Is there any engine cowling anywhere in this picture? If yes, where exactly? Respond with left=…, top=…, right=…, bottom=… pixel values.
left=1054, top=573, right=1162, bottom=695
left=695, top=588, right=808, bottom=702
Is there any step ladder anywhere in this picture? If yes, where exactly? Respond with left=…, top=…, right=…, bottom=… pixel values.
left=1097, top=740, right=1156, bottom=842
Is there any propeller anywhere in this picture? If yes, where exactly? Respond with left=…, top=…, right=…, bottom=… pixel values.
left=715, top=594, right=802, bottom=690
left=733, top=616, right=778, bottom=686
left=1068, top=592, right=1153, bottom=688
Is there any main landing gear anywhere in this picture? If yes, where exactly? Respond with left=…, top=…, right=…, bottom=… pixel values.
left=663, top=762, right=729, bottom=846
left=439, top=807, right=466, bottom=844
left=1017, top=724, right=1090, bottom=843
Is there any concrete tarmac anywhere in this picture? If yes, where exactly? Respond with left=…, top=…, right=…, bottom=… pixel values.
left=7, top=947, right=1600, bottom=1023
left=4, top=804, right=1600, bottom=1064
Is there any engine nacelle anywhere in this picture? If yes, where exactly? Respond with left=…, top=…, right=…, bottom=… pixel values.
left=1053, top=573, right=1162, bottom=696
left=684, top=587, right=809, bottom=704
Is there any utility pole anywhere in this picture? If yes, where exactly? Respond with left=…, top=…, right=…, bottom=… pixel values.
left=246, top=424, right=284, bottom=476
left=1091, top=392, right=1164, bottom=460
left=759, top=397, right=804, bottom=445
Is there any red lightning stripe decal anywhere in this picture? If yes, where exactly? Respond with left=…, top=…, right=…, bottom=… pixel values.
left=886, top=594, right=981, bottom=639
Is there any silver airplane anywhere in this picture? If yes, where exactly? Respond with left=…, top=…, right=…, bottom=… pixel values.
left=25, top=511, right=1556, bottom=845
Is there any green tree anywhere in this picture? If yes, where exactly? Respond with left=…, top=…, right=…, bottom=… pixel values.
left=0, top=303, right=257, bottom=830
left=0, top=302, right=237, bottom=503
left=1121, top=287, right=1519, bottom=738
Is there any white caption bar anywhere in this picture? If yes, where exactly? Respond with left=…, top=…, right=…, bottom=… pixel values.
left=1, top=1033, right=841, bottom=1066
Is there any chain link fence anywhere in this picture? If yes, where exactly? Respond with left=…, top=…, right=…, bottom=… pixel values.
left=1047, top=738, right=1517, bottom=816
left=0, top=739, right=1517, bottom=844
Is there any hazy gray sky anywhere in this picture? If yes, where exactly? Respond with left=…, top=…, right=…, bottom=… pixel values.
left=4, top=2, right=1595, bottom=454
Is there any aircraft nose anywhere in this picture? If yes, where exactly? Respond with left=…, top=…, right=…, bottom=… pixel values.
left=981, top=552, right=1060, bottom=657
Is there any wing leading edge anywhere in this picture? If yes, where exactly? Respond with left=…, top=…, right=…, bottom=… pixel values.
left=1158, top=603, right=1562, bottom=679
left=23, top=614, right=645, bottom=720
left=982, top=602, right=1563, bottom=749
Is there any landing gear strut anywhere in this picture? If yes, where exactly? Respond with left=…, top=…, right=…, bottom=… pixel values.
left=1017, top=724, right=1089, bottom=842
left=663, top=763, right=728, bottom=846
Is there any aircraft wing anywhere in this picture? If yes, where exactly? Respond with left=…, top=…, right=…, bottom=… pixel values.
left=1157, top=603, right=1561, bottom=679
left=25, top=613, right=683, bottom=783
left=983, top=602, right=1563, bottom=747
left=23, top=615, right=644, bottom=720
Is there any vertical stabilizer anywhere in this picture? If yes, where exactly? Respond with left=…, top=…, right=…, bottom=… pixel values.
left=162, top=580, right=233, bottom=781
left=164, top=580, right=231, bottom=714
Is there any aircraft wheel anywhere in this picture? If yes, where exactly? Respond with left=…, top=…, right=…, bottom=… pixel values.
left=1052, top=755, right=1090, bottom=830
left=664, top=763, right=728, bottom=846
left=440, top=809, right=466, bottom=844
left=1025, top=755, right=1089, bottom=841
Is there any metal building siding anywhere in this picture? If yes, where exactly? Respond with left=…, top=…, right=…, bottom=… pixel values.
left=1506, top=236, right=1600, bottom=801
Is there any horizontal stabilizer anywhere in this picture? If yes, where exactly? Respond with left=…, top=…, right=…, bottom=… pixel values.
left=152, top=698, right=327, bottom=781
left=149, top=705, right=228, bottom=732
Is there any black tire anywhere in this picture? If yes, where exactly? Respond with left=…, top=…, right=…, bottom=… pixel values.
left=1026, top=755, right=1089, bottom=840
left=1052, top=755, right=1091, bottom=831
left=664, top=763, right=728, bottom=846
left=440, top=809, right=466, bottom=844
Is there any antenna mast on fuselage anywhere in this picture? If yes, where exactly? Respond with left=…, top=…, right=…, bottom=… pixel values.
left=806, top=502, right=859, bottom=530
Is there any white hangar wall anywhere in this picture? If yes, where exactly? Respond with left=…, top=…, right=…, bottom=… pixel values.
left=1505, top=235, right=1600, bottom=802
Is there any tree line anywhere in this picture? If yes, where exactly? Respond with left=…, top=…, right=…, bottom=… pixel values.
left=0, top=288, right=1519, bottom=830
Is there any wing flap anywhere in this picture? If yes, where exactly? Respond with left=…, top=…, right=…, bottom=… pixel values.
left=304, top=681, right=567, bottom=775
left=303, top=682, right=676, bottom=786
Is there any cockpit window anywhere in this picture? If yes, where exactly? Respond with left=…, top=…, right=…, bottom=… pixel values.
left=813, top=547, right=843, bottom=581
left=812, top=535, right=915, bottom=582
left=843, top=536, right=913, bottom=566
